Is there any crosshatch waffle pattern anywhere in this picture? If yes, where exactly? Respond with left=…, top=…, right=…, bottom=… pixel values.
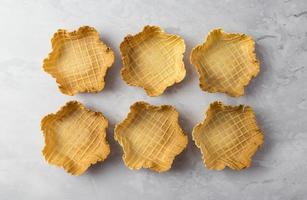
left=114, top=101, right=188, bottom=172
left=43, top=26, right=115, bottom=96
left=120, top=26, right=186, bottom=96
left=41, top=101, right=110, bottom=175
left=190, top=28, right=260, bottom=97
left=192, top=101, right=264, bottom=170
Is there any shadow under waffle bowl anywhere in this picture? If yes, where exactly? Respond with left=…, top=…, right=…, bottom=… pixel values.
left=114, top=101, right=188, bottom=172
left=43, top=26, right=115, bottom=95
left=190, top=28, right=260, bottom=97
left=120, top=25, right=186, bottom=97
left=192, top=101, right=264, bottom=170
left=41, top=101, right=110, bottom=175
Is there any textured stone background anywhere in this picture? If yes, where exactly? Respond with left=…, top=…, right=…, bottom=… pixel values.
left=0, top=0, right=306, bottom=199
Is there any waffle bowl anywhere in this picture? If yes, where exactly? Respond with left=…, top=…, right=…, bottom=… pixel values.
left=41, top=101, right=110, bottom=175
left=190, top=29, right=260, bottom=97
left=192, top=101, right=264, bottom=170
left=120, top=25, right=186, bottom=96
left=43, top=26, right=115, bottom=95
left=114, top=101, right=188, bottom=172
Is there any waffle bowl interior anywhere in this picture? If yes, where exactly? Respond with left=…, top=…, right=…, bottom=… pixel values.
left=192, top=101, right=264, bottom=170
left=41, top=101, right=110, bottom=175
left=43, top=26, right=115, bottom=95
left=114, top=101, right=188, bottom=172
left=190, top=28, right=260, bottom=97
left=120, top=25, right=186, bottom=96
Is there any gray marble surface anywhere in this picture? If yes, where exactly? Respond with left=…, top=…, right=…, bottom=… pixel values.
left=1, top=0, right=307, bottom=199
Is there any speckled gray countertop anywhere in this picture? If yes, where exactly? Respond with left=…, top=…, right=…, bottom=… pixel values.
left=1, top=0, right=307, bottom=199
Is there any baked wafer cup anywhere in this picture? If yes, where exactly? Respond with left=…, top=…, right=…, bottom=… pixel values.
left=192, top=101, right=264, bottom=170
left=43, top=26, right=114, bottom=95
left=190, top=29, right=260, bottom=97
left=114, top=101, right=188, bottom=172
left=41, top=101, right=110, bottom=175
left=120, top=25, right=186, bottom=96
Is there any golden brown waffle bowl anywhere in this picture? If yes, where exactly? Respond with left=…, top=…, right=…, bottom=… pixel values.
left=120, top=26, right=186, bottom=96
left=43, top=26, right=115, bottom=95
left=114, top=101, right=188, bottom=172
left=192, top=101, right=264, bottom=170
left=41, top=101, right=110, bottom=175
left=190, top=29, right=260, bottom=97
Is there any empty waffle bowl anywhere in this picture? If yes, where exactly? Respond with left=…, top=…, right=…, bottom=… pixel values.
left=41, top=101, right=110, bottom=175
left=120, top=25, right=186, bottom=96
left=114, top=101, right=188, bottom=172
left=190, top=28, right=260, bottom=97
left=192, top=101, right=264, bottom=170
left=43, top=26, right=115, bottom=95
